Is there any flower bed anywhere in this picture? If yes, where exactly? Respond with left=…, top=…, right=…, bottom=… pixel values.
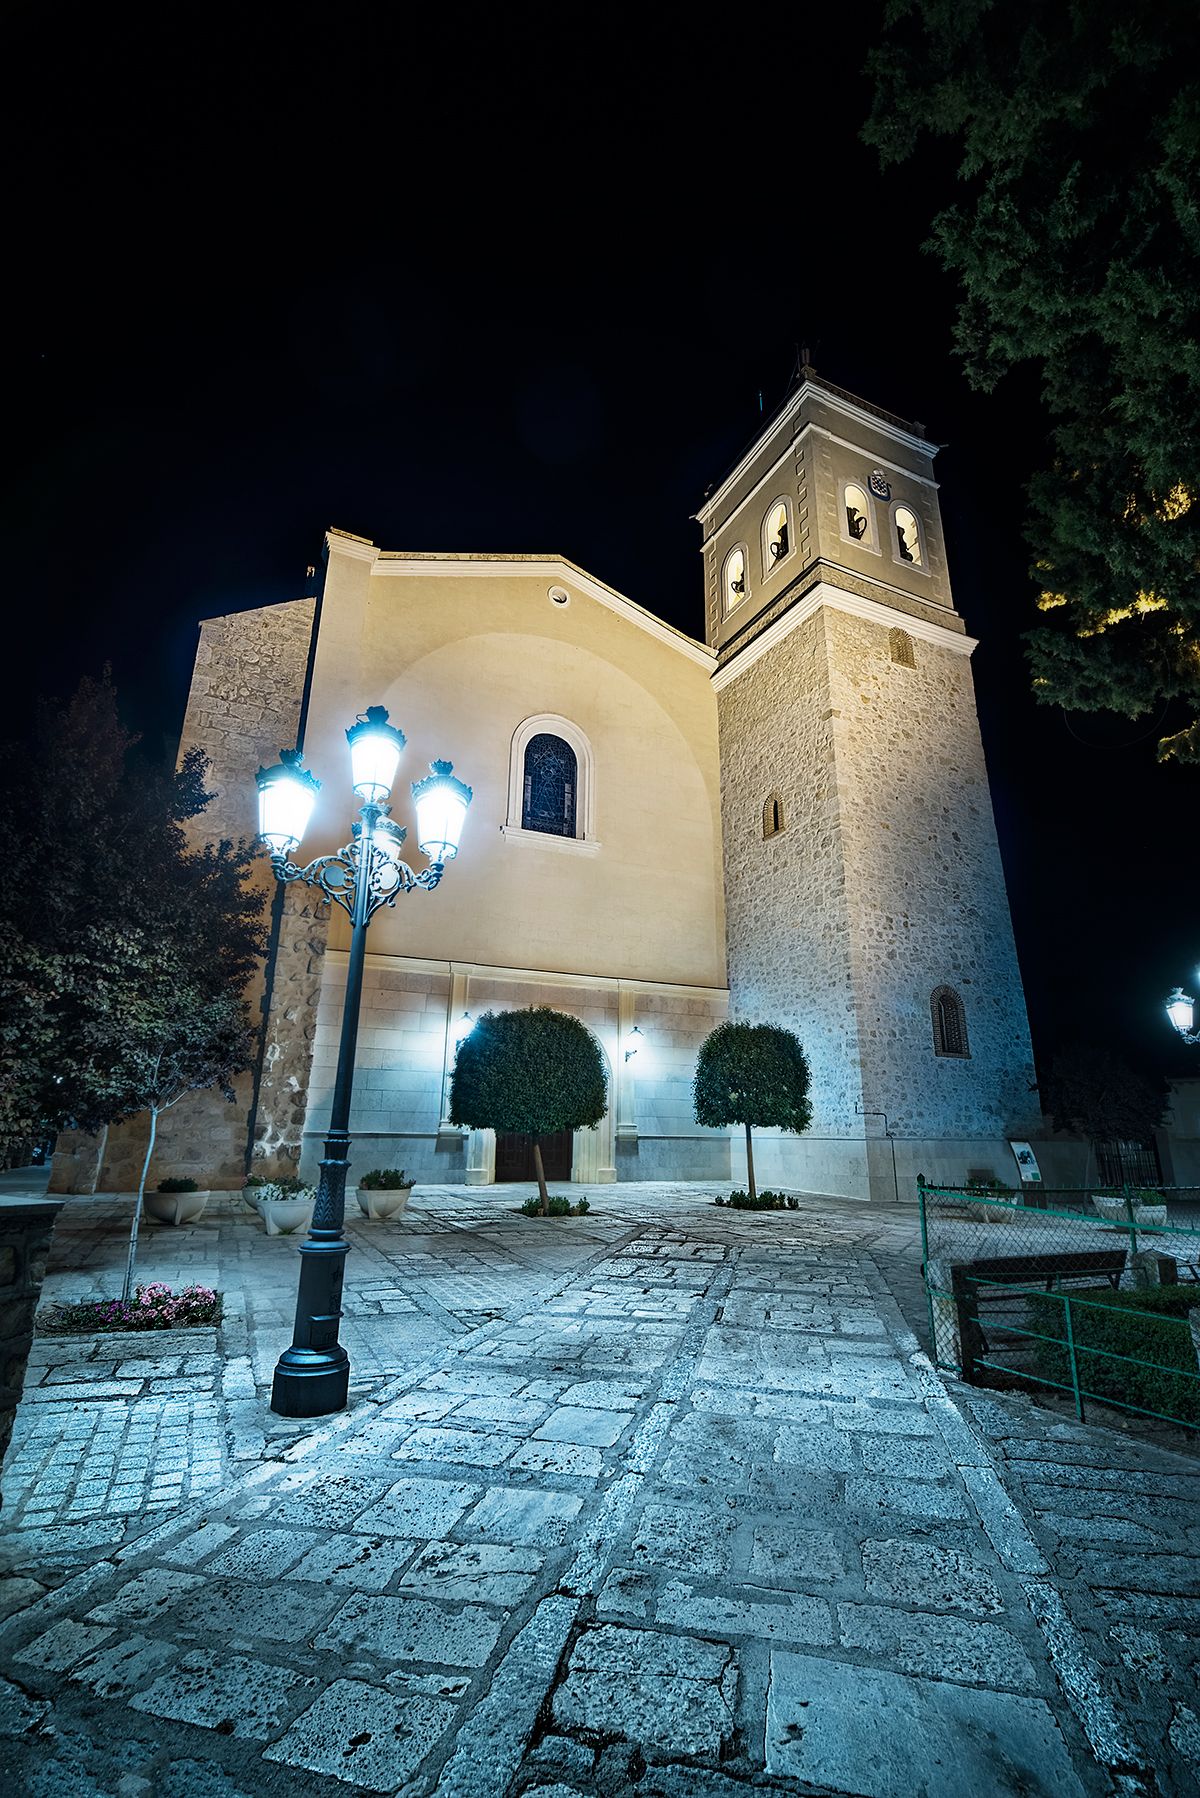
left=715, top=1190, right=800, bottom=1211
left=519, top=1196, right=590, bottom=1216
left=38, top=1283, right=223, bottom=1335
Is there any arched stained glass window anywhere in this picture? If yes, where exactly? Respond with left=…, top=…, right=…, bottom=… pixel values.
left=522, top=734, right=577, bottom=838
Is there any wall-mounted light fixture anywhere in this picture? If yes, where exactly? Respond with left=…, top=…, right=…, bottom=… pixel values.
left=625, top=1025, right=644, bottom=1063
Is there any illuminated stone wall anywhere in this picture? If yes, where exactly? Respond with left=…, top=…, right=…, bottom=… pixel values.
left=300, top=955, right=730, bottom=1188
left=716, top=601, right=1037, bottom=1200
left=82, top=597, right=318, bottom=1192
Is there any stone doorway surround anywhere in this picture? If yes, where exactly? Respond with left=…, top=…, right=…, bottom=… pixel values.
left=494, top=1130, right=573, bottom=1183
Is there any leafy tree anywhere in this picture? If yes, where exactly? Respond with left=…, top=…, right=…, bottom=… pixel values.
left=95, top=992, right=255, bottom=1301
left=1042, top=1043, right=1166, bottom=1183
left=0, top=673, right=266, bottom=1288
left=693, top=1021, right=812, bottom=1201
left=864, top=1, right=1200, bottom=761
left=449, top=1007, right=607, bottom=1214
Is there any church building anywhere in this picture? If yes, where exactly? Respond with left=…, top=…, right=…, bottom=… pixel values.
left=69, top=368, right=1039, bottom=1203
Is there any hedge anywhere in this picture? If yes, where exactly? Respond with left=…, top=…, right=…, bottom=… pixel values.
left=1029, top=1284, right=1200, bottom=1425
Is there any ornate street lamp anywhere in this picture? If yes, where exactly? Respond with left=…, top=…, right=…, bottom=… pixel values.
left=255, top=706, right=471, bottom=1417
left=1166, top=983, right=1199, bottom=1045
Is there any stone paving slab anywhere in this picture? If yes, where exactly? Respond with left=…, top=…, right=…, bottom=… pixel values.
left=0, top=1185, right=1196, bottom=1795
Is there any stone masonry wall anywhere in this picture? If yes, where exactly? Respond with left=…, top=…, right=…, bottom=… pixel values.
left=250, top=884, right=331, bottom=1179
left=91, top=598, right=318, bottom=1191
left=716, top=609, right=864, bottom=1135
left=825, top=608, right=1037, bottom=1139
left=301, top=957, right=730, bottom=1186
left=0, top=1198, right=62, bottom=1501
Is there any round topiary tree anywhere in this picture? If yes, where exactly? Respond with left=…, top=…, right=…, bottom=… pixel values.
left=449, top=1006, right=607, bottom=1214
left=693, top=1021, right=812, bottom=1201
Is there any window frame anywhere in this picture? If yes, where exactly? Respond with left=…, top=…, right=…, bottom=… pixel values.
left=930, top=985, right=970, bottom=1059
left=761, top=498, right=795, bottom=580
left=840, top=481, right=879, bottom=555
left=503, top=714, right=600, bottom=855
left=891, top=501, right=928, bottom=573
left=722, top=543, right=751, bottom=616
left=889, top=626, right=916, bottom=668
left=762, top=793, right=786, bottom=839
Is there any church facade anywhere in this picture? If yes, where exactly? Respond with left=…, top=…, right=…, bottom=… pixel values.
left=69, top=371, right=1040, bottom=1203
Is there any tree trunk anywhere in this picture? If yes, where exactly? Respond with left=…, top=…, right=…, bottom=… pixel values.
left=531, top=1137, right=549, bottom=1216
left=744, top=1121, right=757, bottom=1202
left=123, top=1106, right=158, bottom=1304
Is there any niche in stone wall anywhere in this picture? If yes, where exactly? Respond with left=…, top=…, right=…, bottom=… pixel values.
left=931, top=985, right=970, bottom=1058
left=889, top=627, right=916, bottom=668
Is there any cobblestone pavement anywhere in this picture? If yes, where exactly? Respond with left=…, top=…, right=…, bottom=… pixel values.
left=0, top=1186, right=1196, bottom=1796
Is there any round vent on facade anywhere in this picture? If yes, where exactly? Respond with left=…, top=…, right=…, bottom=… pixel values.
left=548, top=586, right=571, bottom=608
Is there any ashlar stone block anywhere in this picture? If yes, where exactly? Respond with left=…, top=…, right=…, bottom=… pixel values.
left=552, top=1625, right=737, bottom=1757
left=765, top=1652, right=1085, bottom=1796
left=264, top=1679, right=458, bottom=1791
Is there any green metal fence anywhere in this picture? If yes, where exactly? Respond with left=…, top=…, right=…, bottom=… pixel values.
left=918, top=1180, right=1200, bottom=1430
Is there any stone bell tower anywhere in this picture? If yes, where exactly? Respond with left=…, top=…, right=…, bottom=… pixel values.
left=700, top=366, right=1037, bottom=1201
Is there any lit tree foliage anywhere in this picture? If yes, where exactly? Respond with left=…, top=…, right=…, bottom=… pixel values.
left=864, top=1, right=1200, bottom=760
left=693, top=1021, right=812, bottom=1201
left=449, top=1007, right=607, bottom=1214
left=0, top=674, right=266, bottom=1290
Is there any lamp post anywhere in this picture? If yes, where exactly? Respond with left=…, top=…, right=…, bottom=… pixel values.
left=256, top=706, right=471, bottom=1417
left=1165, top=981, right=1199, bottom=1046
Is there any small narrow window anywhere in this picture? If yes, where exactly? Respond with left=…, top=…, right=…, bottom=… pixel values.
left=894, top=505, right=924, bottom=567
left=889, top=627, right=916, bottom=668
left=764, top=500, right=791, bottom=571
left=723, top=546, right=748, bottom=614
left=931, top=986, right=969, bottom=1058
left=762, top=793, right=785, bottom=839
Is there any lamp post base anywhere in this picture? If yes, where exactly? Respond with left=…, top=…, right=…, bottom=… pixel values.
left=270, top=1224, right=351, bottom=1418
left=271, top=1344, right=350, bottom=1418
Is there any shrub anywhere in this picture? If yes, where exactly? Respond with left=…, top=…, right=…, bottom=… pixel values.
left=39, top=1283, right=223, bottom=1334
left=156, top=1176, right=200, bottom=1193
left=1029, top=1285, right=1200, bottom=1425
left=245, top=1174, right=306, bottom=1196
left=360, top=1168, right=412, bottom=1190
left=519, top=1195, right=590, bottom=1217
left=715, top=1190, right=799, bottom=1211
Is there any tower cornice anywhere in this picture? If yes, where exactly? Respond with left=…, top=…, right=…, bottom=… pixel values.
left=696, top=378, right=937, bottom=529
left=712, top=577, right=975, bottom=692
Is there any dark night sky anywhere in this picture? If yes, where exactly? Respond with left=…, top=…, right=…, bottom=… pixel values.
left=5, top=8, right=1195, bottom=1088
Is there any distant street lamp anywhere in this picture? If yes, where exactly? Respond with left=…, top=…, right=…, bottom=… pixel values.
left=1165, top=981, right=1199, bottom=1046
left=256, top=706, right=471, bottom=1417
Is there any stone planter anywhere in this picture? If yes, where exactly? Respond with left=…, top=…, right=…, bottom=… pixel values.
left=354, top=1184, right=412, bottom=1222
left=258, top=1193, right=315, bottom=1236
left=1092, top=1196, right=1168, bottom=1228
left=144, top=1189, right=211, bottom=1227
